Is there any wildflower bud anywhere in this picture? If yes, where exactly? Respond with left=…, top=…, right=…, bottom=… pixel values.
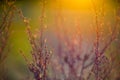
left=24, top=19, right=29, bottom=24
left=49, top=50, right=52, bottom=55
left=44, top=39, right=47, bottom=43
left=39, top=73, right=43, bottom=78
left=33, top=34, right=37, bottom=39
left=44, top=25, right=47, bottom=29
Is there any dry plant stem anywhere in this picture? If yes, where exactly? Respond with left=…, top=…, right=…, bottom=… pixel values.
left=100, top=18, right=118, bottom=56
left=91, top=1, right=119, bottom=80
left=0, top=1, right=15, bottom=80
left=0, top=0, right=14, bottom=66
left=15, top=0, right=51, bottom=80
left=91, top=3, right=100, bottom=80
left=94, top=9, right=100, bottom=80
left=0, top=3, right=14, bottom=33
left=54, top=7, right=96, bottom=79
left=55, top=11, right=69, bottom=79
left=79, top=55, right=88, bottom=79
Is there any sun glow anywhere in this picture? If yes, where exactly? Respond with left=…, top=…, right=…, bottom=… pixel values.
left=50, top=0, right=115, bottom=13
left=50, top=0, right=94, bottom=11
left=62, top=0, right=92, bottom=10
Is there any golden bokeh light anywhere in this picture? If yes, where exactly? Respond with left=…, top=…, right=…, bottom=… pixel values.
left=61, top=0, right=92, bottom=11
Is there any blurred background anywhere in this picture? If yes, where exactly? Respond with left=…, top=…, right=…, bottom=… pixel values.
left=0, top=0, right=120, bottom=80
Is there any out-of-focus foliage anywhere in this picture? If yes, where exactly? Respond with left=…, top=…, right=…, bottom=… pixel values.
left=0, top=0, right=15, bottom=80
left=0, top=0, right=120, bottom=80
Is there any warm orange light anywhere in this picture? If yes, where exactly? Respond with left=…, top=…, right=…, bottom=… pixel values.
left=61, top=0, right=92, bottom=11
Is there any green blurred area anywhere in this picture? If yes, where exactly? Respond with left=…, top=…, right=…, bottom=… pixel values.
left=6, top=1, right=42, bottom=79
